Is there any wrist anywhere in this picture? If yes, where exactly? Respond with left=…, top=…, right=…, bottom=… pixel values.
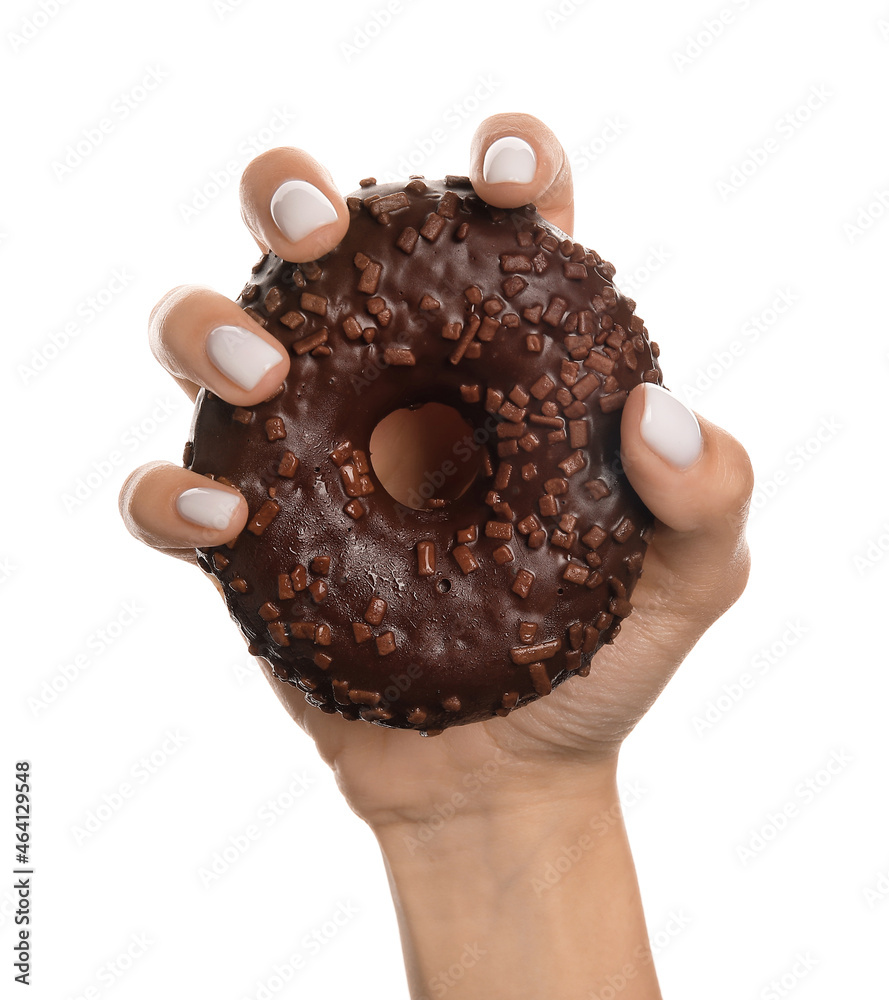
left=373, top=752, right=621, bottom=876
left=373, top=753, right=661, bottom=999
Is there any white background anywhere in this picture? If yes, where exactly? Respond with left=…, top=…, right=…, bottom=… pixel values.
left=2, top=0, right=888, bottom=997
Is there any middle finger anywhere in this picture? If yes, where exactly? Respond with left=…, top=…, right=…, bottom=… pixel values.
left=149, top=284, right=290, bottom=405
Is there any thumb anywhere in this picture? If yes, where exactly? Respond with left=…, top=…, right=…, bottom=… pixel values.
left=620, top=383, right=754, bottom=624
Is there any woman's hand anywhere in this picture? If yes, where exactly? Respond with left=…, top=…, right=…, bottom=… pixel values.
left=120, top=111, right=751, bottom=818
left=120, top=113, right=752, bottom=998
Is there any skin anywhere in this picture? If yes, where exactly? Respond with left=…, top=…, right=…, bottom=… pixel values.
left=119, top=113, right=753, bottom=998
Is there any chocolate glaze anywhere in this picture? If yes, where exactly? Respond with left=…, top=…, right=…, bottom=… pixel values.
left=186, top=177, right=662, bottom=733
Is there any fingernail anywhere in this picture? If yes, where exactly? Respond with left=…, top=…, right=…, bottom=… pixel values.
left=176, top=488, right=241, bottom=530
left=206, top=325, right=284, bottom=391
left=482, top=136, right=537, bottom=184
left=270, top=180, right=338, bottom=243
left=640, top=384, right=703, bottom=470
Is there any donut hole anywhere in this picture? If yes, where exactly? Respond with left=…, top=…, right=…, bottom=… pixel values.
left=369, top=402, right=484, bottom=511
left=437, top=579, right=452, bottom=594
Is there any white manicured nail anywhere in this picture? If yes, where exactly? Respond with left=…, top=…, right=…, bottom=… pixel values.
left=177, top=488, right=241, bottom=530
left=270, top=180, right=338, bottom=243
left=640, top=384, right=703, bottom=470
left=206, top=325, right=284, bottom=391
left=482, top=136, right=537, bottom=184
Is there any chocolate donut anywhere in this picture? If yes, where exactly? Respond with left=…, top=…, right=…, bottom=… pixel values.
left=185, top=176, right=662, bottom=733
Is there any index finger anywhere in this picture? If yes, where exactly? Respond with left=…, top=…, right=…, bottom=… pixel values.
left=240, top=147, right=350, bottom=263
left=469, top=113, right=575, bottom=236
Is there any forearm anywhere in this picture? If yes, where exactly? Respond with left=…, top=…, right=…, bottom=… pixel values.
left=373, top=758, right=661, bottom=1000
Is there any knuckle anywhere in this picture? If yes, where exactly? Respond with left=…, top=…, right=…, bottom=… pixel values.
left=242, top=145, right=289, bottom=176
left=148, top=285, right=200, bottom=352
left=717, top=435, right=755, bottom=522
left=117, top=461, right=163, bottom=526
left=149, top=284, right=189, bottom=329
